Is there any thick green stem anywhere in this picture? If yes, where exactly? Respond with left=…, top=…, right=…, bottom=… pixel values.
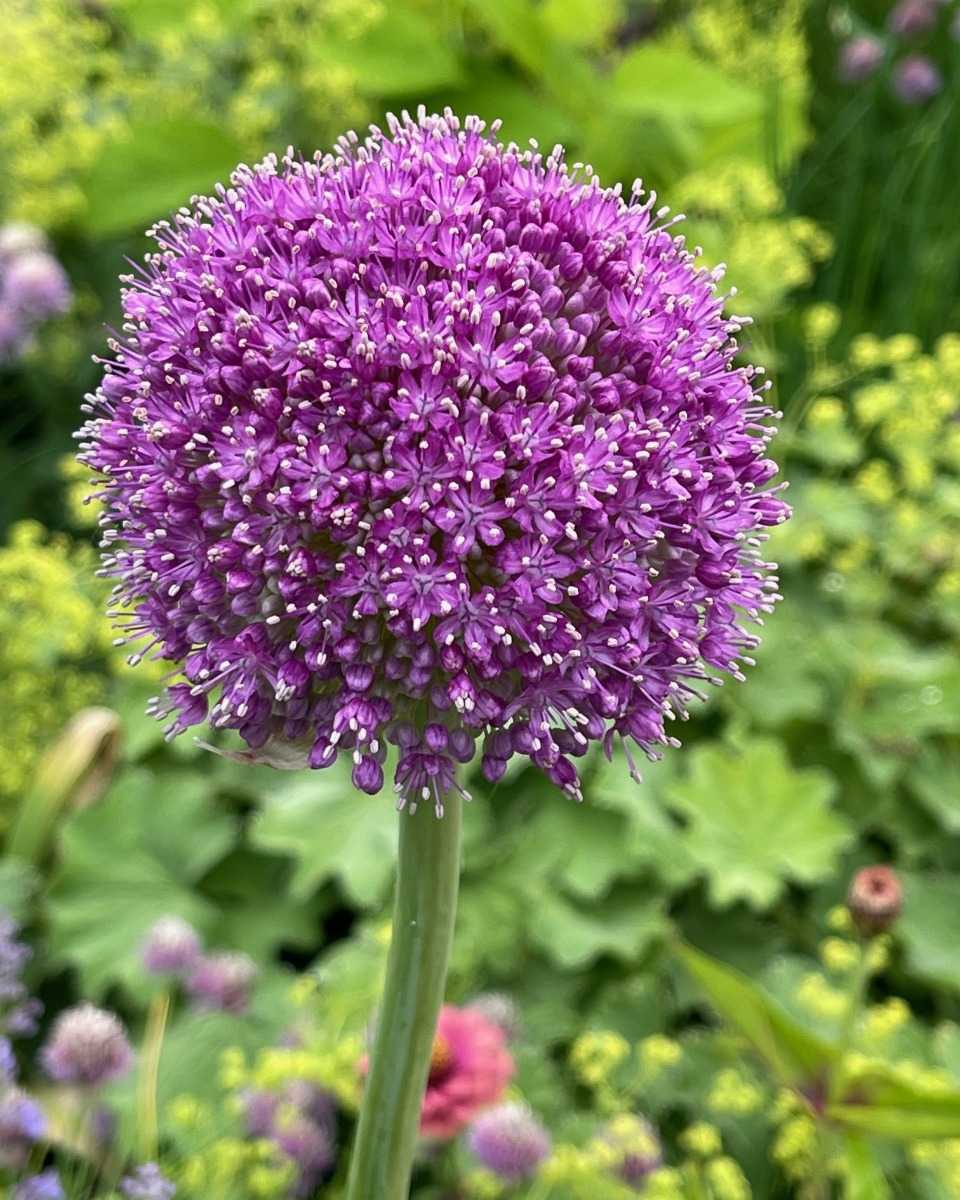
left=345, top=794, right=462, bottom=1200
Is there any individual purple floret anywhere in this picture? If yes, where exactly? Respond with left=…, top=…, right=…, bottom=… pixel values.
left=120, top=1162, right=176, bottom=1200
left=837, top=34, right=885, bottom=83
left=79, top=109, right=788, bottom=813
left=141, top=915, right=203, bottom=977
left=185, top=951, right=257, bottom=1013
left=11, top=1170, right=65, bottom=1200
left=40, top=1003, right=134, bottom=1087
left=465, top=1102, right=551, bottom=1180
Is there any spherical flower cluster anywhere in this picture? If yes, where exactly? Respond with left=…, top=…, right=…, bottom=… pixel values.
left=419, top=1003, right=514, bottom=1138
left=892, top=54, right=943, bottom=103
left=465, top=1101, right=551, bottom=1180
left=847, top=864, right=902, bottom=938
left=837, top=34, right=884, bottom=83
left=886, top=0, right=938, bottom=37
left=465, top=992, right=522, bottom=1042
left=141, top=914, right=204, bottom=976
left=186, top=950, right=257, bottom=1013
left=79, top=109, right=787, bottom=811
left=40, top=1003, right=134, bottom=1088
left=0, top=224, right=71, bottom=365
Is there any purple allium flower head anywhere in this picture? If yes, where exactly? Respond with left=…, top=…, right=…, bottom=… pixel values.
left=465, top=1101, right=551, bottom=1180
left=185, top=951, right=257, bottom=1012
left=40, top=1003, right=134, bottom=1087
left=11, top=1170, right=65, bottom=1200
left=78, top=109, right=788, bottom=812
left=837, top=34, right=885, bottom=83
left=141, top=915, right=203, bottom=976
left=120, top=1162, right=176, bottom=1200
left=892, top=54, right=944, bottom=102
left=465, top=992, right=522, bottom=1041
left=887, top=0, right=938, bottom=36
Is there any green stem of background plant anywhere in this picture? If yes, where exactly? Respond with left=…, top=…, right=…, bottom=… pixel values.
left=344, top=793, right=462, bottom=1200
left=827, top=945, right=873, bottom=1107
left=138, top=989, right=170, bottom=1162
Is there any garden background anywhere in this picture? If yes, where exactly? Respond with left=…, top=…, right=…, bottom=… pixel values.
left=2, top=0, right=960, bottom=1197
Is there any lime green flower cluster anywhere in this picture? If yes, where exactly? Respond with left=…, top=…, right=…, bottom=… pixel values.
left=780, top=321, right=960, bottom=631
left=0, top=521, right=116, bottom=805
left=220, top=979, right=365, bottom=1112
left=166, top=1094, right=296, bottom=1200
left=103, top=0, right=371, bottom=150
left=672, top=159, right=832, bottom=324
left=1, top=0, right=123, bottom=226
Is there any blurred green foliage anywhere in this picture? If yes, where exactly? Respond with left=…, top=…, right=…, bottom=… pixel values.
left=2, top=0, right=960, bottom=1196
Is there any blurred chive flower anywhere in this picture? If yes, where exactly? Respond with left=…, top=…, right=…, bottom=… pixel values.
left=886, top=0, right=939, bottom=36
left=0, top=1088, right=48, bottom=1169
left=594, top=1113, right=663, bottom=1186
left=79, top=108, right=787, bottom=812
left=892, top=54, right=943, bottom=102
left=141, top=915, right=204, bottom=977
left=464, top=992, right=522, bottom=1042
left=465, top=1101, right=551, bottom=1180
left=186, top=951, right=257, bottom=1013
left=0, top=223, right=71, bottom=365
left=40, top=1003, right=134, bottom=1088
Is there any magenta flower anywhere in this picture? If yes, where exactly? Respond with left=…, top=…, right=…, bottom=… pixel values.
left=465, top=1101, right=551, bottom=1180
left=418, top=1004, right=514, bottom=1138
left=78, top=110, right=787, bottom=812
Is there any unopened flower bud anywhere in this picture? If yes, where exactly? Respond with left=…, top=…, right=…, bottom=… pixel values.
left=847, top=865, right=902, bottom=937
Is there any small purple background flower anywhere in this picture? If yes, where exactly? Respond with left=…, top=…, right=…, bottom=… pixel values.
left=892, top=54, right=943, bottom=102
left=79, top=109, right=788, bottom=811
left=120, top=1162, right=176, bottom=1200
left=838, top=34, right=885, bottom=83
left=40, top=1003, right=134, bottom=1087
left=141, top=915, right=203, bottom=977
left=186, top=951, right=257, bottom=1013
left=465, top=1101, right=551, bottom=1180
left=11, top=1170, right=65, bottom=1200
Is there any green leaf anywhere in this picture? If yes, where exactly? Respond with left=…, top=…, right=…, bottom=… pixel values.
left=841, top=1134, right=891, bottom=1200
left=250, top=762, right=397, bottom=908
left=202, top=849, right=319, bottom=962
left=309, top=4, right=462, bottom=96
left=46, top=767, right=237, bottom=993
left=665, top=739, right=851, bottom=909
left=898, top=873, right=960, bottom=993
left=828, top=1096, right=960, bottom=1141
left=676, top=941, right=837, bottom=1089
left=527, top=884, right=667, bottom=969
left=611, top=46, right=764, bottom=124
left=0, top=858, right=40, bottom=923
left=80, top=119, right=246, bottom=235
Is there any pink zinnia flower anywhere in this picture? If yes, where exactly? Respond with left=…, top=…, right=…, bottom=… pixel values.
left=419, top=1004, right=514, bottom=1139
